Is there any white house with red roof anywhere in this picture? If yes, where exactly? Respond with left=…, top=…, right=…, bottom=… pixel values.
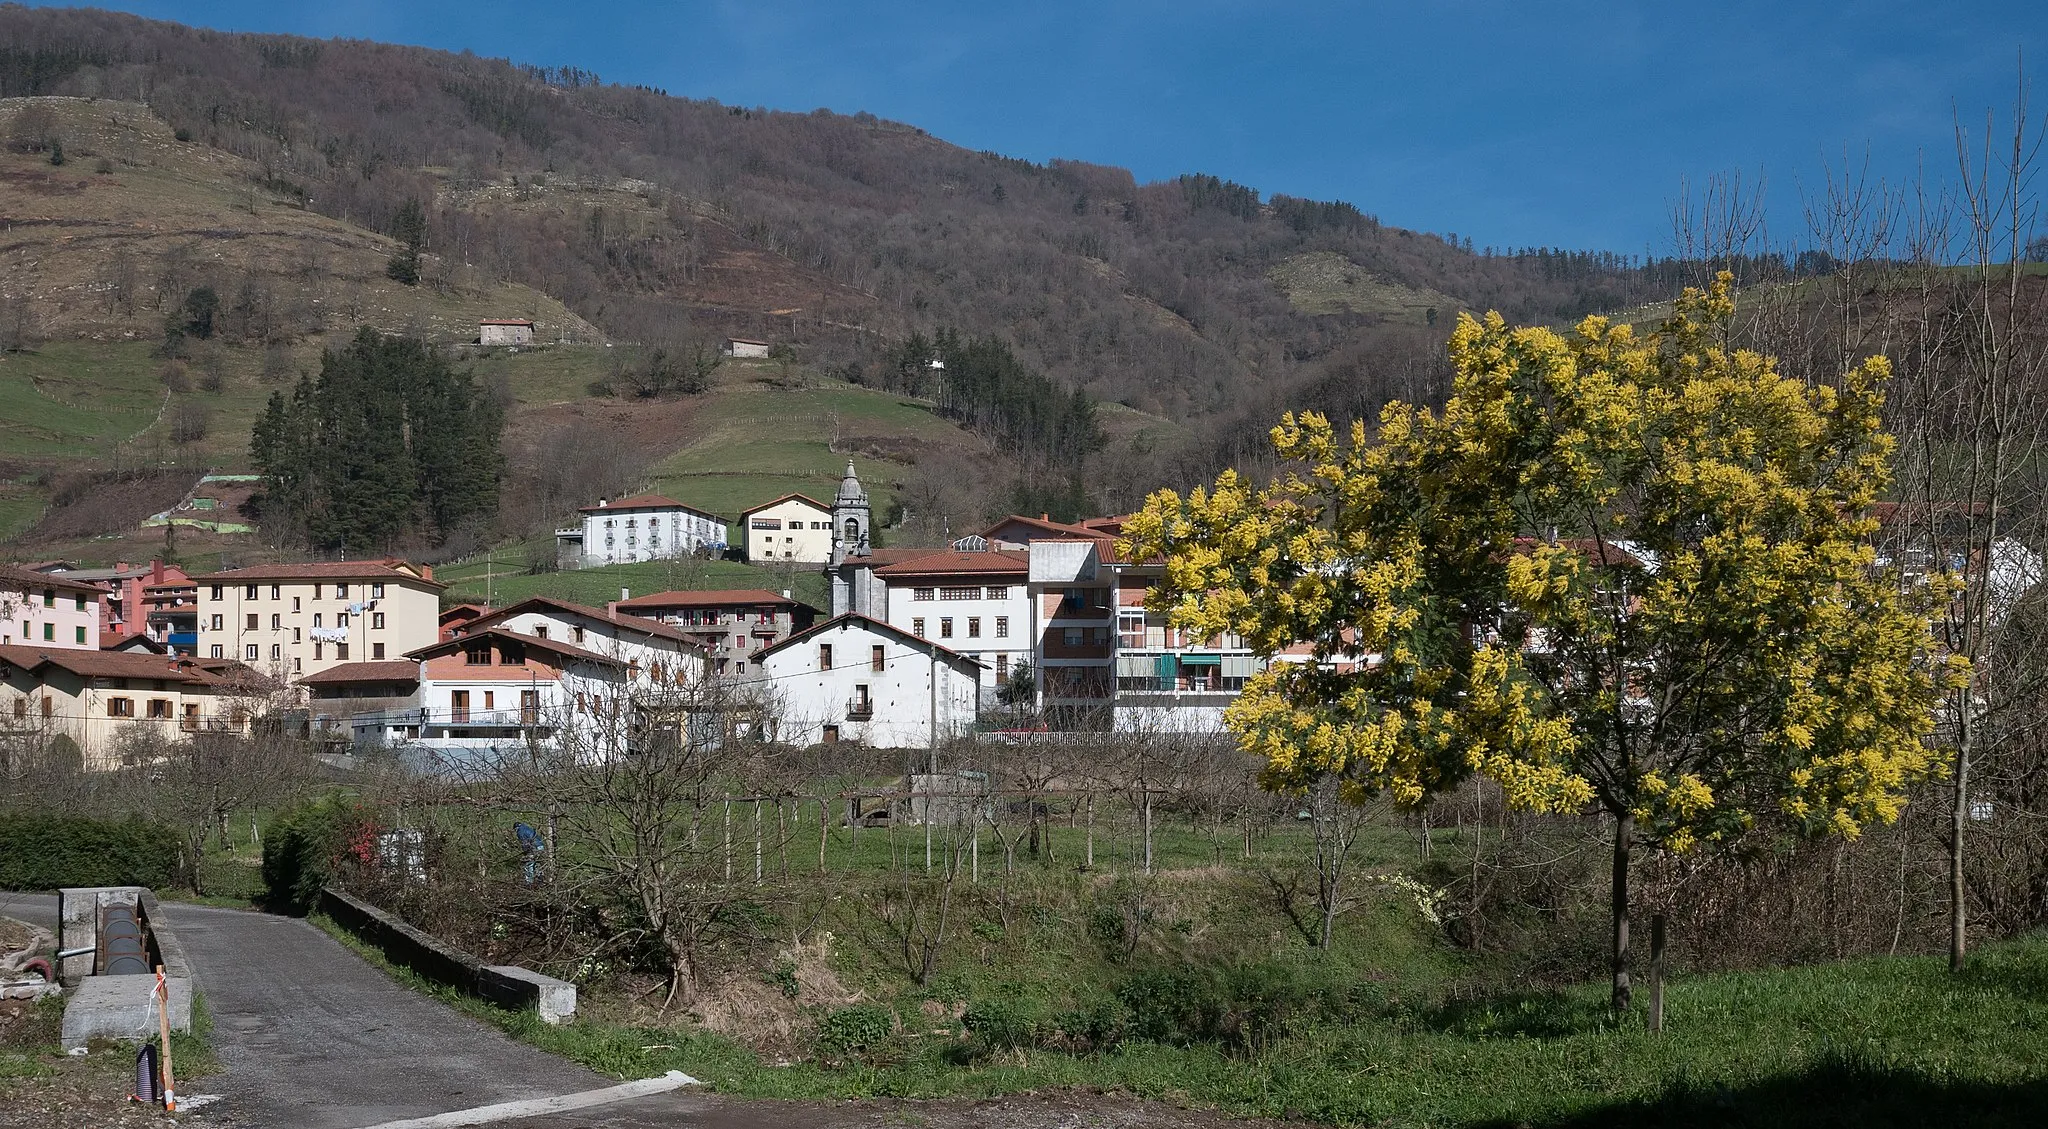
left=610, top=589, right=820, bottom=676
left=556, top=494, right=730, bottom=569
left=753, top=614, right=982, bottom=748
left=0, top=645, right=258, bottom=770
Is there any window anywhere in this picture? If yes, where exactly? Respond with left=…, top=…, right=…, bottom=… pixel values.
left=1092, top=627, right=1111, bottom=645
left=245, top=644, right=259, bottom=661
left=733, top=634, right=746, bottom=649
left=312, top=613, right=323, bottom=628
left=336, top=583, right=350, bottom=599
left=1064, top=628, right=1083, bottom=647
left=246, top=613, right=259, bottom=630
left=246, top=584, right=259, bottom=599
left=293, top=628, right=301, bottom=643
left=521, top=689, right=539, bottom=724
left=912, top=587, right=935, bottom=602
left=271, top=644, right=281, bottom=660
left=466, top=646, right=492, bottom=665
left=483, top=691, right=495, bottom=711
left=1062, top=587, right=1084, bottom=613
left=338, top=613, right=350, bottom=629
left=372, top=612, right=385, bottom=630
left=314, top=642, right=322, bottom=659
left=533, top=625, right=548, bottom=639
left=313, top=584, right=322, bottom=599
left=451, top=690, right=470, bottom=722
left=335, top=643, right=348, bottom=660
left=373, top=643, right=386, bottom=660
left=996, top=654, right=1010, bottom=678
left=371, top=583, right=385, bottom=599
left=271, top=614, right=282, bottom=630
left=871, top=644, right=885, bottom=671
left=912, top=617, right=925, bottom=638
left=74, top=625, right=87, bottom=644
left=986, top=586, right=1008, bottom=600
left=41, top=623, right=52, bottom=641
left=40, top=697, right=51, bottom=719
left=210, top=644, right=223, bottom=659
left=210, top=585, right=223, bottom=600
left=967, top=617, right=981, bottom=638
left=941, top=586, right=979, bottom=601
left=40, top=588, right=53, bottom=607
left=995, top=616, right=1009, bottom=638
left=107, top=697, right=133, bottom=718
left=940, top=618, right=954, bottom=639
left=822, top=724, right=840, bottom=744
left=819, top=644, right=833, bottom=670
left=293, top=658, right=302, bottom=673
left=751, top=518, right=782, bottom=530
left=270, top=585, right=281, bottom=600
left=572, top=626, right=585, bottom=644
left=293, top=597, right=302, bottom=612
left=74, top=593, right=87, bottom=610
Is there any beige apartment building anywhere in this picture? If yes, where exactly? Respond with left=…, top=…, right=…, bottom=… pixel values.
left=190, top=560, right=443, bottom=684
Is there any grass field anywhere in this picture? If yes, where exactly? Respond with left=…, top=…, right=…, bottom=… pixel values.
left=436, top=544, right=833, bottom=610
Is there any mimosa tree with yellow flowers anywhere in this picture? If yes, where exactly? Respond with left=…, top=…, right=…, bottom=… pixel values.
left=1121, top=275, right=1962, bottom=1018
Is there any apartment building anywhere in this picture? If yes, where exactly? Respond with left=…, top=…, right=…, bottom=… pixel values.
left=741, top=494, right=834, bottom=564
left=874, top=549, right=1033, bottom=697
left=190, top=560, right=443, bottom=683
left=37, top=560, right=190, bottom=647
left=0, top=564, right=103, bottom=650
left=610, top=589, right=820, bottom=675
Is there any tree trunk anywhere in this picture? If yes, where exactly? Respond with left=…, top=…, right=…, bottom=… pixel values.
left=1950, top=731, right=1971, bottom=973
left=1610, top=809, right=1633, bottom=1013
left=1647, top=912, right=1666, bottom=1034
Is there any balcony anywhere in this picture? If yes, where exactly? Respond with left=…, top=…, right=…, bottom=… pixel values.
left=845, top=697, right=875, bottom=721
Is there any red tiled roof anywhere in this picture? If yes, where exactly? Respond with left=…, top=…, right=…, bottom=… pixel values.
left=872, top=550, right=1030, bottom=580
left=406, top=627, right=624, bottom=668
left=0, top=563, right=106, bottom=595
left=741, top=493, right=830, bottom=516
left=300, top=661, right=420, bottom=686
left=577, top=493, right=724, bottom=516
left=440, top=604, right=491, bottom=621
left=616, top=589, right=808, bottom=610
left=0, top=645, right=226, bottom=685
left=1508, top=537, right=1648, bottom=568
left=189, top=560, right=442, bottom=587
left=479, top=319, right=534, bottom=326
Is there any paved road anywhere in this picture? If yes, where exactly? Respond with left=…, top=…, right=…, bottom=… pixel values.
left=4, top=892, right=1253, bottom=1129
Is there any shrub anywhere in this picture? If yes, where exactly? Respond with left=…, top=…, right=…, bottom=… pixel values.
left=816, top=1004, right=893, bottom=1053
left=1116, top=967, right=1222, bottom=1045
left=962, top=997, right=1043, bottom=1052
left=261, top=795, right=371, bottom=913
left=173, top=127, right=192, bottom=142
left=0, top=813, right=181, bottom=890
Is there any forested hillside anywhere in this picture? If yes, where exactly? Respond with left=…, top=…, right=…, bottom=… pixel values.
left=0, top=4, right=1696, bottom=477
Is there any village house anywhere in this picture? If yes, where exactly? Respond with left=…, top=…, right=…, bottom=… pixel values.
left=723, top=337, right=772, bottom=359
left=609, top=589, right=820, bottom=676
left=741, top=494, right=835, bottom=564
left=752, top=614, right=982, bottom=748
left=190, top=560, right=443, bottom=683
left=0, top=646, right=256, bottom=771
left=142, top=574, right=200, bottom=655
left=0, top=564, right=104, bottom=651
left=478, top=318, right=536, bottom=346
left=555, top=494, right=730, bottom=569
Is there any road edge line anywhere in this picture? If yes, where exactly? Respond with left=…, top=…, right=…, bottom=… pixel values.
left=351, top=1070, right=700, bottom=1129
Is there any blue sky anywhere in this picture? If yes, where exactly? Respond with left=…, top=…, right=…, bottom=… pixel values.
left=33, top=1, right=2045, bottom=253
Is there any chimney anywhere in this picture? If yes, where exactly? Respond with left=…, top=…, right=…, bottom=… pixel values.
left=781, top=589, right=791, bottom=599
left=1040, top=513, right=1050, bottom=521
left=420, top=565, right=434, bottom=581
left=621, top=587, right=631, bottom=602
left=150, top=559, right=164, bottom=584
left=598, top=498, right=608, bottom=508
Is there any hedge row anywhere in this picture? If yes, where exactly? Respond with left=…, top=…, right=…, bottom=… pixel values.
left=0, top=813, right=181, bottom=890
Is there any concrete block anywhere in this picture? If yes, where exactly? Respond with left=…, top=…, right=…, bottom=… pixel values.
left=60, top=971, right=190, bottom=1050
left=486, top=965, right=577, bottom=1024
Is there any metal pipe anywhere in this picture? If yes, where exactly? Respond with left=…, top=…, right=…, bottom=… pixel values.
left=55, top=945, right=96, bottom=960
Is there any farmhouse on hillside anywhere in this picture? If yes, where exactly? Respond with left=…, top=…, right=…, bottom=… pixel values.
left=723, top=337, right=771, bottom=359
left=478, top=318, right=536, bottom=346
left=555, top=494, right=730, bottom=569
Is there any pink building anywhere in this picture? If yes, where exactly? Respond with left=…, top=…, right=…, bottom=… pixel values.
left=0, top=563, right=105, bottom=650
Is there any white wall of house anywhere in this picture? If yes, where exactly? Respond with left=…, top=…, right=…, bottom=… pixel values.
left=725, top=339, right=772, bottom=359
left=744, top=498, right=834, bottom=564
left=882, top=582, right=1033, bottom=694
left=581, top=506, right=728, bottom=566
left=479, top=321, right=535, bottom=346
left=756, top=619, right=980, bottom=748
